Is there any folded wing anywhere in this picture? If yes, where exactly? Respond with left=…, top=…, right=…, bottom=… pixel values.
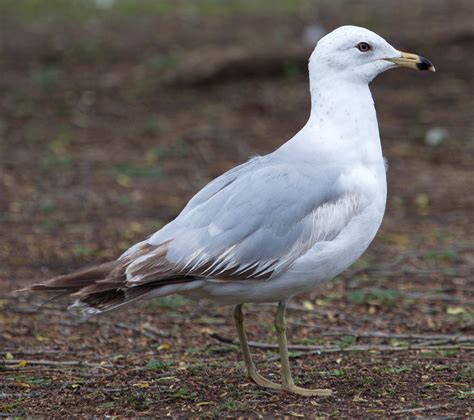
left=124, top=156, right=362, bottom=285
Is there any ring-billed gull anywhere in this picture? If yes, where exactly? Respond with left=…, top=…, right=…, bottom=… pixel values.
left=25, top=26, right=434, bottom=396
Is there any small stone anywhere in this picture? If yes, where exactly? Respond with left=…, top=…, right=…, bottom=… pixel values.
left=425, top=127, right=448, bottom=146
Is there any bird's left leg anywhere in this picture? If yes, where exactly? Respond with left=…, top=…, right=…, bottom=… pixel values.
left=233, top=304, right=282, bottom=389
left=275, top=300, right=333, bottom=397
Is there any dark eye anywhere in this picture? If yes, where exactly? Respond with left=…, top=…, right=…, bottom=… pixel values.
left=356, top=42, right=371, bottom=52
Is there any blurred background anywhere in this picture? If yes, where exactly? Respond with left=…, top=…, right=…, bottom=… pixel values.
left=0, top=0, right=473, bottom=417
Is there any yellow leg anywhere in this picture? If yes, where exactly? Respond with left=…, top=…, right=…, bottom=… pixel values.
left=275, top=301, right=333, bottom=397
left=233, top=304, right=281, bottom=390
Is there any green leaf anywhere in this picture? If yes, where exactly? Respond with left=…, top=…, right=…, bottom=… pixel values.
left=147, top=358, right=174, bottom=371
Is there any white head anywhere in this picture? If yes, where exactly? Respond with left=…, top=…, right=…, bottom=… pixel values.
left=309, top=26, right=434, bottom=85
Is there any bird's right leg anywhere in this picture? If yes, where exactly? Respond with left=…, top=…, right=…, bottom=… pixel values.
left=232, top=304, right=282, bottom=390
left=274, top=300, right=332, bottom=396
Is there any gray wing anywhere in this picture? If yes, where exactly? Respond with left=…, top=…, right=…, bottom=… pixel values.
left=122, top=155, right=362, bottom=284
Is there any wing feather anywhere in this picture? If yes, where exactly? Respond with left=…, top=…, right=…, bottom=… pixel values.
left=121, top=155, right=362, bottom=285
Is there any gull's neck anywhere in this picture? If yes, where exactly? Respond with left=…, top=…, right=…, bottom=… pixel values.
left=276, top=75, right=384, bottom=168
left=307, top=77, right=379, bottom=142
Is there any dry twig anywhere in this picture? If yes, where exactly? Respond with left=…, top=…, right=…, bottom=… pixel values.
left=2, top=359, right=112, bottom=368
left=288, top=327, right=474, bottom=343
left=209, top=333, right=473, bottom=359
left=390, top=404, right=449, bottom=414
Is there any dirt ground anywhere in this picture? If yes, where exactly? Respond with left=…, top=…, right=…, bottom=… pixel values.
left=0, top=0, right=473, bottom=417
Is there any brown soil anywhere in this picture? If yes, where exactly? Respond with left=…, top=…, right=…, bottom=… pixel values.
left=1, top=1, right=473, bottom=417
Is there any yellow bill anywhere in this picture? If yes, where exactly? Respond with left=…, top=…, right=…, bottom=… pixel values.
left=385, top=50, right=435, bottom=72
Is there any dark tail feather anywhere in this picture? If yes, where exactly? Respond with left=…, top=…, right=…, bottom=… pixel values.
left=69, top=286, right=157, bottom=316
left=23, top=261, right=121, bottom=294
left=19, top=260, right=149, bottom=316
left=20, top=260, right=188, bottom=316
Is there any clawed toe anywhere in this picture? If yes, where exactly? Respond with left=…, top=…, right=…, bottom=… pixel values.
left=248, top=370, right=332, bottom=396
left=249, top=370, right=282, bottom=390
left=248, top=364, right=282, bottom=390
left=284, top=385, right=333, bottom=397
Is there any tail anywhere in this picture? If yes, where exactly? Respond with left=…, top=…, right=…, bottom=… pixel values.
left=22, top=241, right=195, bottom=316
left=21, top=260, right=161, bottom=316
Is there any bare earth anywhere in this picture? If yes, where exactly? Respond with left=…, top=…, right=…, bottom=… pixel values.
left=0, top=1, right=473, bottom=417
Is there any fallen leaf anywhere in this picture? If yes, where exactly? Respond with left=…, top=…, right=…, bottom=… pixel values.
left=4, top=352, right=14, bottom=360
left=199, top=327, right=213, bottom=334
left=116, top=174, right=131, bottom=187
left=157, top=343, right=171, bottom=351
left=447, top=307, right=467, bottom=315
left=303, top=300, right=314, bottom=310
left=36, top=335, right=49, bottom=342
left=133, top=382, right=150, bottom=388
left=128, top=221, right=144, bottom=234
left=17, top=360, right=28, bottom=368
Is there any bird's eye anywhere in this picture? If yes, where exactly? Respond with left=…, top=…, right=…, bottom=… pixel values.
left=356, top=42, right=371, bottom=52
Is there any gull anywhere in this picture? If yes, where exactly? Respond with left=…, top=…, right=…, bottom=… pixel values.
left=25, top=26, right=434, bottom=396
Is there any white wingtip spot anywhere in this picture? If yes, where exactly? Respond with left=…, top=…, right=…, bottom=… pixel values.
left=68, top=300, right=102, bottom=317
